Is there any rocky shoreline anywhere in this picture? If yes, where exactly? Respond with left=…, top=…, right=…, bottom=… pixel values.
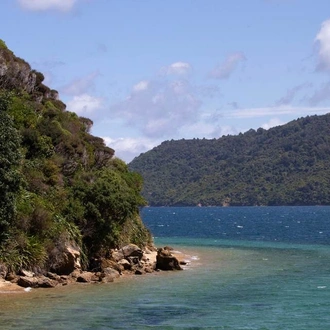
left=0, top=245, right=187, bottom=293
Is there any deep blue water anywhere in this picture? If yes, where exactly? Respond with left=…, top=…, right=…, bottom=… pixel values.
left=1, top=206, right=330, bottom=329
left=142, top=206, right=330, bottom=245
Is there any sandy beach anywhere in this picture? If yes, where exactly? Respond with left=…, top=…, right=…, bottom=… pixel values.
left=0, top=279, right=25, bottom=293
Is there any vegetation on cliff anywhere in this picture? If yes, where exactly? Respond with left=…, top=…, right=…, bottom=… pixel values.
left=0, top=40, right=151, bottom=273
left=129, top=114, right=330, bottom=206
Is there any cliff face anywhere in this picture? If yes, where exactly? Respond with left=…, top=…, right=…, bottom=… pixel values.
left=0, top=39, right=152, bottom=278
left=0, top=41, right=59, bottom=103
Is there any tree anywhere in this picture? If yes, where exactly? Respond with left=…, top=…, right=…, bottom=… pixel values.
left=0, top=96, right=22, bottom=237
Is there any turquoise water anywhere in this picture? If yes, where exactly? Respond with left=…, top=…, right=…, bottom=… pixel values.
left=1, top=207, right=330, bottom=329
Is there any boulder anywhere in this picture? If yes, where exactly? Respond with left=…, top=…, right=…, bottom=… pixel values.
left=50, top=243, right=81, bottom=275
left=156, top=247, right=182, bottom=271
left=46, top=272, right=61, bottom=281
left=76, top=272, right=95, bottom=283
left=17, top=276, right=39, bottom=288
left=118, top=259, right=131, bottom=270
left=100, top=267, right=120, bottom=283
left=121, top=244, right=143, bottom=260
left=17, top=276, right=57, bottom=288
left=110, top=250, right=125, bottom=262
left=144, top=265, right=155, bottom=273
left=100, top=258, right=123, bottom=274
left=6, top=272, right=18, bottom=283
left=19, top=269, right=34, bottom=277
left=38, top=277, right=58, bottom=288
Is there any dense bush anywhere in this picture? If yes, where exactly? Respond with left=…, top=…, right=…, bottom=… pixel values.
left=0, top=101, right=22, bottom=238
left=130, top=114, right=330, bottom=206
left=0, top=42, right=151, bottom=272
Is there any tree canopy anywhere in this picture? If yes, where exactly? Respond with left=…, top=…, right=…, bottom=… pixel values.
left=129, top=114, right=330, bottom=206
left=0, top=40, right=151, bottom=272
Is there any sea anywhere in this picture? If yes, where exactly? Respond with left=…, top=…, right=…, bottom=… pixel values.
left=1, top=206, right=330, bottom=330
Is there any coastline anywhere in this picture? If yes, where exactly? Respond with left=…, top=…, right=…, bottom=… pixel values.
left=0, top=279, right=25, bottom=294
left=0, top=246, right=193, bottom=295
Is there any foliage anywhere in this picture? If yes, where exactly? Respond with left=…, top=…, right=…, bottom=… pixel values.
left=66, top=167, right=146, bottom=254
left=129, top=114, right=330, bottom=206
left=0, top=42, right=150, bottom=271
left=0, top=98, right=22, bottom=237
left=0, top=39, right=8, bottom=49
left=0, top=232, right=47, bottom=272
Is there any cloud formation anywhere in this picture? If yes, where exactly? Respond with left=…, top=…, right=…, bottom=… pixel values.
left=209, top=52, right=246, bottom=79
left=225, top=105, right=330, bottom=119
left=61, top=72, right=100, bottom=95
left=276, top=83, right=311, bottom=106
left=308, top=82, right=330, bottom=105
left=103, top=137, right=161, bottom=162
left=160, top=62, right=192, bottom=75
left=261, top=118, right=285, bottom=130
left=18, top=0, right=77, bottom=12
left=315, top=19, right=330, bottom=72
left=67, top=94, right=103, bottom=116
left=109, top=78, right=202, bottom=138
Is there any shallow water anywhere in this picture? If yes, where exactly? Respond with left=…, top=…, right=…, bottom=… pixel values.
left=1, top=207, right=330, bottom=329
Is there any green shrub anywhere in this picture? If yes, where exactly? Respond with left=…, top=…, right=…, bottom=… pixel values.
left=0, top=233, right=47, bottom=272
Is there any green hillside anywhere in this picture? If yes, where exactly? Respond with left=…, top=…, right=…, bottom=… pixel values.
left=0, top=40, right=151, bottom=272
left=129, top=114, right=330, bottom=206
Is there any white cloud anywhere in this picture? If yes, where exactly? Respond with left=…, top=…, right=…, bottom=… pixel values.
left=178, top=122, right=220, bottom=138
left=103, top=137, right=161, bottom=163
left=61, top=72, right=100, bottom=96
left=161, top=62, right=192, bottom=75
left=209, top=52, right=246, bottom=79
left=109, top=79, right=202, bottom=138
left=67, top=94, right=103, bottom=116
left=315, top=19, right=330, bottom=72
left=225, top=105, right=330, bottom=119
left=18, top=0, right=77, bottom=12
left=262, top=118, right=285, bottom=130
left=133, top=80, right=149, bottom=92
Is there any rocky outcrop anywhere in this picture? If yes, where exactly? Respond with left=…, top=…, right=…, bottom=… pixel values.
left=10, top=244, right=184, bottom=290
left=156, top=247, right=182, bottom=271
left=49, top=243, right=81, bottom=275
left=121, top=244, right=144, bottom=260
left=17, top=276, right=57, bottom=288
left=0, top=41, right=60, bottom=104
left=76, top=272, right=97, bottom=283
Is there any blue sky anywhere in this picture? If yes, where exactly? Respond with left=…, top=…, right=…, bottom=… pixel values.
left=2, top=0, right=330, bottom=162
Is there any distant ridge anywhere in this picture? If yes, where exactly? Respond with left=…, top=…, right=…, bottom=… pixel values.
left=129, top=114, right=330, bottom=206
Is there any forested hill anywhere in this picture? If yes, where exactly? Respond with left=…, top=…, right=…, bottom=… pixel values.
left=129, top=114, right=330, bottom=206
left=0, top=40, right=151, bottom=273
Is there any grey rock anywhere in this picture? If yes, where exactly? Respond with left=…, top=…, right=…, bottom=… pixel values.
left=76, top=272, right=94, bottom=283
left=121, top=244, right=143, bottom=260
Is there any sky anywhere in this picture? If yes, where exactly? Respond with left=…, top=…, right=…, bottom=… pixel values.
left=2, top=0, right=330, bottom=162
